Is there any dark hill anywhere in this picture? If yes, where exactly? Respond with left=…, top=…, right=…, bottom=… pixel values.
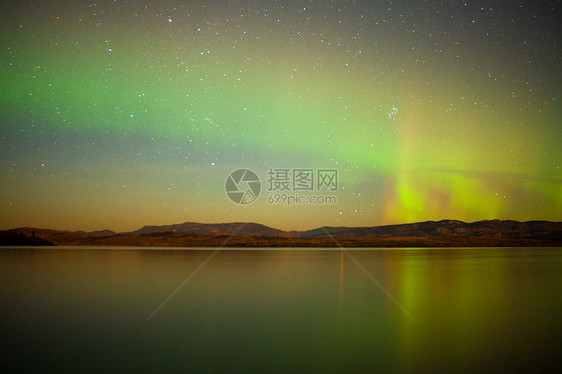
left=130, top=221, right=291, bottom=237
left=73, top=230, right=116, bottom=237
left=297, top=220, right=562, bottom=239
left=0, top=229, right=54, bottom=246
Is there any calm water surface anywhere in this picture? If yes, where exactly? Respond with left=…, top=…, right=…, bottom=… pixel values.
left=1, top=247, right=561, bottom=373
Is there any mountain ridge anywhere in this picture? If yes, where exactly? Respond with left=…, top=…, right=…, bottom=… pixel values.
left=128, top=221, right=291, bottom=237
left=2, top=219, right=561, bottom=247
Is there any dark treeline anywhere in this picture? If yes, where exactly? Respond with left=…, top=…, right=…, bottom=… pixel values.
left=0, top=229, right=54, bottom=246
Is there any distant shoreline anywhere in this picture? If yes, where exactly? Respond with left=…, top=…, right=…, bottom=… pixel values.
left=2, top=219, right=560, bottom=247
left=1, top=233, right=560, bottom=248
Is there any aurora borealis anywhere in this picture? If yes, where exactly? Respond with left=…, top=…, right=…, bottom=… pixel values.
left=1, top=0, right=560, bottom=232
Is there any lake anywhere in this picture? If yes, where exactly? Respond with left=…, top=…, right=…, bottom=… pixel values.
left=1, top=247, right=561, bottom=373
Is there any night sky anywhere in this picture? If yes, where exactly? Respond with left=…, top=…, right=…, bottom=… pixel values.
left=1, top=0, right=560, bottom=232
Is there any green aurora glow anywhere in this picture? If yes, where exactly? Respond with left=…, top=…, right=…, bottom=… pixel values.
left=1, top=1, right=560, bottom=231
